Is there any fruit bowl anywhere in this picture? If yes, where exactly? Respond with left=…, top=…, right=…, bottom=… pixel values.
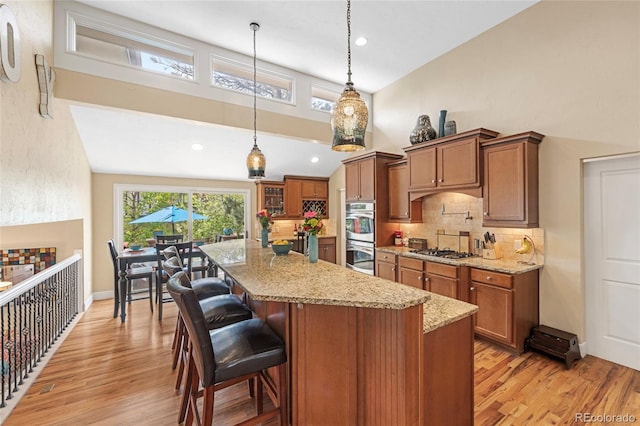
left=271, top=241, right=293, bottom=256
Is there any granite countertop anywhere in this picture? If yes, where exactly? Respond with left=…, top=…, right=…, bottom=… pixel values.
left=422, top=293, right=478, bottom=333
left=376, top=246, right=543, bottom=274
left=201, top=239, right=430, bottom=310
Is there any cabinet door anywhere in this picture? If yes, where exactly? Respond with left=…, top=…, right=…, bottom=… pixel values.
left=470, top=282, right=513, bottom=345
left=318, top=238, right=336, bottom=264
left=483, top=142, right=526, bottom=223
left=345, top=162, right=361, bottom=202
left=301, top=180, right=328, bottom=199
left=285, top=179, right=303, bottom=218
left=375, top=260, right=396, bottom=281
left=388, top=163, right=409, bottom=220
left=408, top=146, right=437, bottom=191
left=438, top=137, right=479, bottom=188
left=357, top=158, right=375, bottom=201
left=398, top=266, right=424, bottom=290
left=426, top=274, right=458, bottom=299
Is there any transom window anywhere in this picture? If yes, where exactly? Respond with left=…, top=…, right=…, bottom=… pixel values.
left=311, top=85, right=340, bottom=113
left=69, top=13, right=195, bottom=80
left=211, top=55, right=294, bottom=103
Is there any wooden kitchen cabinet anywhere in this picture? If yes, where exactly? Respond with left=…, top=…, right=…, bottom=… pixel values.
left=404, top=128, right=499, bottom=198
left=343, top=152, right=403, bottom=247
left=256, top=181, right=286, bottom=217
left=387, top=159, right=422, bottom=223
left=301, top=178, right=328, bottom=199
left=481, top=131, right=544, bottom=228
left=469, top=268, right=539, bottom=353
left=284, top=178, right=303, bottom=219
left=425, top=261, right=458, bottom=299
left=318, top=237, right=336, bottom=264
left=375, top=249, right=397, bottom=281
left=345, top=158, right=375, bottom=202
left=398, top=256, right=425, bottom=290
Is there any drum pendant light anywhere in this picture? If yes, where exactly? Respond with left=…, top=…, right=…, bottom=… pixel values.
left=331, top=0, right=368, bottom=152
left=246, top=22, right=266, bottom=179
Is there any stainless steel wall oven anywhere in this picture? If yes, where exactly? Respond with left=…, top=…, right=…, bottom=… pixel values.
left=345, top=202, right=375, bottom=275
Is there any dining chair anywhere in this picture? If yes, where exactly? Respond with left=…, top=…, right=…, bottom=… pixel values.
left=155, top=242, right=193, bottom=320
left=107, top=240, right=154, bottom=313
left=155, top=234, right=184, bottom=244
left=167, top=275, right=287, bottom=426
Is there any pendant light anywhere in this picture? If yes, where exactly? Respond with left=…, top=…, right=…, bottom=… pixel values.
left=246, top=22, right=266, bottom=179
left=331, top=0, right=368, bottom=152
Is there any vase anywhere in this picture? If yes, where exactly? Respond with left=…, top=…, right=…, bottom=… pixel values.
left=261, top=228, right=269, bottom=248
left=438, top=110, right=447, bottom=138
left=308, top=234, right=318, bottom=263
left=409, top=115, right=437, bottom=145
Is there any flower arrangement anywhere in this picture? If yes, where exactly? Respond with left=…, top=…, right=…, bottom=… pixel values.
left=302, top=210, right=323, bottom=235
left=256, top=210, right=273, bottom=229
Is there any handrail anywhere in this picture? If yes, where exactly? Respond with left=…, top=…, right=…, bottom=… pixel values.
left=0, top=253, right=81, bottom=306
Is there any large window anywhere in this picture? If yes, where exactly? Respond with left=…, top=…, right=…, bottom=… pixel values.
left=116, top=185, right=249, bottom=249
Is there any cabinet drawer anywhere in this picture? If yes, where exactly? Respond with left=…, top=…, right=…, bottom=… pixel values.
left=426, top=261, right=458, bottom=279
left=398, top=256, right=424, bottom=271
left=470, top=268, right=512, bottom=289
left=375, top=250, right=396, bottom=264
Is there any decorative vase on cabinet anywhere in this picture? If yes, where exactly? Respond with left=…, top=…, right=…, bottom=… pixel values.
left=261, top=228, right=269, bottom=248
left=308, top=235, right=318, bottom=263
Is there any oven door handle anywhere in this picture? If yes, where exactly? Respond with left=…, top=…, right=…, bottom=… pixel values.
left=346, top=244, right=374, bottom=256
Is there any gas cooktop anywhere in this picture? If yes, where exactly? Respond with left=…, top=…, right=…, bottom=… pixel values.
left=409, top=248, right=477, bottom=259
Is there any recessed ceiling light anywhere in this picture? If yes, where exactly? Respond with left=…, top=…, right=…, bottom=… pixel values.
left=355, top=37, right=367, bottom=46
left=191, top=143, right=203, bottom=151
left=311, top=156, right=319, bottom=163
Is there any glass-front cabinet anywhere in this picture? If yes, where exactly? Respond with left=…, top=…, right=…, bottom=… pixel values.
left=256, top=181, right=285, bottom=217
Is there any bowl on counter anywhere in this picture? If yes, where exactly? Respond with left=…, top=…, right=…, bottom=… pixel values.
left=271, top=241, right=293, bottom=256
left=129, top=244, right=142, bottom=251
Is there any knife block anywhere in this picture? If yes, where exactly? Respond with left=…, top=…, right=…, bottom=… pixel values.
left=482, top=243, right=503, bottom=259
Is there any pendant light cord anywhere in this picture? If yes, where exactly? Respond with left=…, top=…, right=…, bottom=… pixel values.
left=346, top=0, right=353, bottom=85
left=252, top=23, right=258, bottom=147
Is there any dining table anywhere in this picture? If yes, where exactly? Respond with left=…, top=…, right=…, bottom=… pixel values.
left=115, top=245, right=213, bottom=322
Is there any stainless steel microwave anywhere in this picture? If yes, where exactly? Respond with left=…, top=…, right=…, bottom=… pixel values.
left=345, top=202, right=374, bottom=243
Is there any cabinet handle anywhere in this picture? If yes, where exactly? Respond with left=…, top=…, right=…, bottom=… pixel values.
left=391, top=267, right=395, bottom=272
left=424, top=277, right=430, bottom=282
left=438, top=179, right=443, bottom=183
left=483, top=211, right=488, bottom=216
left=405, top=212, right=408, bottom=215
left=470, top=287, right=476, bottom=292
left=431, top=179, right=436, bottom=183
left=486, top=276, right=492, bottom=280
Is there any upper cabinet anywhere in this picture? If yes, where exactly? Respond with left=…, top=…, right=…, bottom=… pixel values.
left=404, top=128, right=499, bottom=199
left=481, top=131, right=544, bottom=228
left=387, top=159, right=422, bottom=223
left=258, top=176, right=330, bottom=220
left=256, top=181, right=286, bottom=218
left=345, top=157, right=375, bottom=202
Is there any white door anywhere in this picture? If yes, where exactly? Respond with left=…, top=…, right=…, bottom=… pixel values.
left=584, top=153, right=640, bottom=370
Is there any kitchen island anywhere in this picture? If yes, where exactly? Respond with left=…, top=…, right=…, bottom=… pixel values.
left=201, top=239, right=477, bottom=425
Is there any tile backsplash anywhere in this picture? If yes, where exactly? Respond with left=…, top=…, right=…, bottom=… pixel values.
left=392, top=193, right=544, bottom=263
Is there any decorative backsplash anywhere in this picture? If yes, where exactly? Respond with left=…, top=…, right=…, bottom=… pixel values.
left=392, top=193, right=545, bottom=263
left=0, top=247, right=56, bottom=273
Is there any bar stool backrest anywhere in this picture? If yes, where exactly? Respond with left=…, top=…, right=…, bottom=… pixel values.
left=167, top=276, right=216, bottom=384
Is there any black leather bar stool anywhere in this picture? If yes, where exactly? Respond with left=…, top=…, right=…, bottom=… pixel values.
left=167, top=276, right=287, bottom=426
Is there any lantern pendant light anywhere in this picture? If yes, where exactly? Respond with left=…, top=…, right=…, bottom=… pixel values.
left=331, top=0, right=368, bottom=152
left=246, top=22, right=266, bottom=179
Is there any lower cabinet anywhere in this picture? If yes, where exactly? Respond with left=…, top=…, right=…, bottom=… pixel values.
left=398, top=256, right=425, bottom=290
left=318, top=237, right=336, bottom=264
left=425, top=262, right=458, bottom=299
left=469, top=268, right=539, bottom=353
left=375, top=250, right=397, bottom=281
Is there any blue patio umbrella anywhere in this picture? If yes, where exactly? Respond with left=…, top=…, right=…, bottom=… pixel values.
left=129, top=206, right=208, bottom=233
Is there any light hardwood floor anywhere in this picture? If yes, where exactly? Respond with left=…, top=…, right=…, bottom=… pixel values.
left=5, top=300, right=640, bottom=425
